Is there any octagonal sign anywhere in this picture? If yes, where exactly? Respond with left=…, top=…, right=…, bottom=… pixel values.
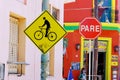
left=79, top=17, right=101, bottom=39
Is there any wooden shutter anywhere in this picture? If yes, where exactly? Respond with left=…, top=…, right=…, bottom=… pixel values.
left=8, top=17, right=18, bottom=74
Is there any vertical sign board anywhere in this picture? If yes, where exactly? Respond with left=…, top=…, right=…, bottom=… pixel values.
left=24, top=10, right=67, bottom=54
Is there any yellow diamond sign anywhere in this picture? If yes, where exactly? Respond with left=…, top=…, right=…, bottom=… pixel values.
left=24, top=10, right=67, bottom=54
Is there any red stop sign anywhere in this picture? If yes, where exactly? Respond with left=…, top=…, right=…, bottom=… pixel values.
left=79, top=17, right=101, bottom=39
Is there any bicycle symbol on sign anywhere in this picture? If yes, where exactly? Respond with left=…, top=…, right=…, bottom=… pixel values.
left=34, top=27, right=57, bottom=41
left=34, top=17, right=57, bottom=41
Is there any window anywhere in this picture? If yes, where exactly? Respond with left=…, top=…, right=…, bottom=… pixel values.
left=48, top=4, right=60, bottom=21
left=48, top=47, right=54, bottom=76
left=52, top=7, right=60, bottom=21
left=98, top=0, right=112, bottom=22
left=8, top=13, right=26, bottom=74
left=8, top=17, right=19, bottom=74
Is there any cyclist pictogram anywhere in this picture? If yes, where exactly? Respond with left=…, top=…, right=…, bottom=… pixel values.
left=41, top=17, right=50, bottom=37
left=34, top=17, right=57, bottom=41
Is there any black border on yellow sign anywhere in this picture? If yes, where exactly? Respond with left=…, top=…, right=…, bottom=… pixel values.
left=24, top=10, right=67, bottom=54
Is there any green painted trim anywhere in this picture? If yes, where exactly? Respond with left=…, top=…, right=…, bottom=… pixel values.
left=102, top=27, right=119, bottom=31
left=64, top=26, right=78, bottom=30
left=64, top=23, right=120, bottom=32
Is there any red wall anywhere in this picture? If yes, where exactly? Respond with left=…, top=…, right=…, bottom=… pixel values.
left=101, top=30, right=119, bottom=54
left=64, top=0, right=93, bottom=22
left=63, top=29, right=119, bottom=80
left=63, top=30, right=81, bottom=79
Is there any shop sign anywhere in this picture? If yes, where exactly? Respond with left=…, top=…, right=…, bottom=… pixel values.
left=112, top=55, right=118, bottom=61
left=111, top=55, right=118, bottom=66
left=111, top=62, right=118, bottom=66
left=71, top=62, right=80, bottom=70
left=84, top=40, right=107, bottom=52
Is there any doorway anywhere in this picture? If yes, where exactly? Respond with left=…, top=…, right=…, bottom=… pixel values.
left=86, top=52, right=106, bottom=80
left=81, top=37, right=112, bottom=80
left=97, top=52, right=106, bottom=80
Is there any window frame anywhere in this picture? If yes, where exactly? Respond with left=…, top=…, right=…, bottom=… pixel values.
left=8, top=12, right=26, bottom=75
left=52, top=7, right=60, bottom=21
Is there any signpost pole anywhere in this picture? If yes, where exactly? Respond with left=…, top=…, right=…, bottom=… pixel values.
left=88, top=40, right=92, bottom=80
left=93, top=0, right=99, bottom=80
left=92, top=42, right=94, bottom=80
left=41, top=0, right=49, bottom=80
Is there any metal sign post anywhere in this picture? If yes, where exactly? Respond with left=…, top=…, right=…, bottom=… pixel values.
left=88, top=40, right=91, bottom=80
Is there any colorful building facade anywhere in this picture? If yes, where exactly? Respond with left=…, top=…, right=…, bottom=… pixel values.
left=64, top=0, right=120, bottom=80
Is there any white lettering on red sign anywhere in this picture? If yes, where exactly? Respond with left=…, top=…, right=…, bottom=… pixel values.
left=81, top=25, right=100, bottom=32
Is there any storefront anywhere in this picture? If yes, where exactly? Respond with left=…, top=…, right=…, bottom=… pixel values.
left=63, top=22, right=120, bottom=80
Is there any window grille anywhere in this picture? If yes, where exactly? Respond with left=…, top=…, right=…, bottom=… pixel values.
left=8, top=17, right=19, bottom=74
